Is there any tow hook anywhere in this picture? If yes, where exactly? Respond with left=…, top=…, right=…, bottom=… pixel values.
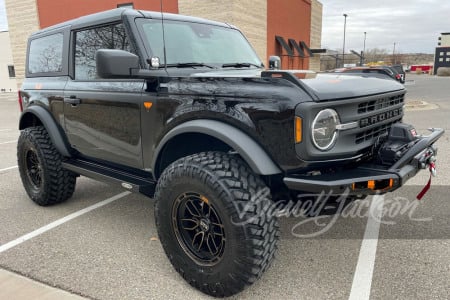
left=416, top=151, right=437, bottom=200
left=419, top=148, right=437, bottom=174
left=429, top=156, right=437, bottom=177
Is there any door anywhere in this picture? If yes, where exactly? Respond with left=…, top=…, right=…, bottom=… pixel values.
left=64, top=23, right=145, bottom=168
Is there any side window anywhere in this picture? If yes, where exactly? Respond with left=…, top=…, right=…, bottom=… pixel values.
left=28, top=33, right=64, bottom=74
left=74, top=23, right=131, bottom=80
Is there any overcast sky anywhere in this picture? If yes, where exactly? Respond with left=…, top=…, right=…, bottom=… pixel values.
left=320, top=0, right=449, bottom=54
left=0, top=0, right=7, bottom=32
left=0, top=0, right=448, bottom=53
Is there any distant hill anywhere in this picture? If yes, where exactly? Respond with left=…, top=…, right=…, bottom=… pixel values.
left=320, top=50, right=435, bottom=71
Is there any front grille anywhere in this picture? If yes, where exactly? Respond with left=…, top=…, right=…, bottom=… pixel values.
left=353, top=93, right=404, bottom=144
left=294, top=90, right=406, bottom=162
left=355, top=120, right=399, bottom=144
left=357, top=94, right=404, bottom=114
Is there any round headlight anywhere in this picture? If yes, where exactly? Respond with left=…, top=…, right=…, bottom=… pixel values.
left=311, top=109, right=340, bottom=150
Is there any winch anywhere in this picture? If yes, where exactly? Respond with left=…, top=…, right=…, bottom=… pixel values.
left=377, top=123, right=419, bottom=166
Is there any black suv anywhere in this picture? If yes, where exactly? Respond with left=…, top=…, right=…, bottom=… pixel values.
left=18, top=8, right=443, bottom=297
left=339, top=66, right=404, bottom=83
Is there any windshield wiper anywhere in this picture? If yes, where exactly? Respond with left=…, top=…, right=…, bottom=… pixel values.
left=222, top=62, right=262, bottom=68
left=163, top=62, right=216, bottom=69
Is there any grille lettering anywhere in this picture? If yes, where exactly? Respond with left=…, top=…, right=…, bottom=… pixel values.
left=360, top=108, right=402, bottom=128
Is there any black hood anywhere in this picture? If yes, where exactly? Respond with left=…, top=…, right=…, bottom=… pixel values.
left=190, top=69, right=405, bottom=101
left=301, top=73, right=405, bottom=101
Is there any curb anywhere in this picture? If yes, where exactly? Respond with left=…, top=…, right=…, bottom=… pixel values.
left=0, top=269, right=87, bottom=300
left=404, top=100, right=438, bottom=111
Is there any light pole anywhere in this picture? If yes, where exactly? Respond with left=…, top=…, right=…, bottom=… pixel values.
left=393, top=42, right=396, bottom=64
left=342, top=13, right=348, bottom=67
left=362, top=31, right=367, bottom=65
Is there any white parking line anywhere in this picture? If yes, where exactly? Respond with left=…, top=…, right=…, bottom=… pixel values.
left=348, top=195, right=385, bottom=300
left=0, top=140, right=17, bottom=145
left=0, top=129, right=12, bottom=132
left=0, top=191, right=131, bottom=254
left=0, top=166, right=18, bottom=173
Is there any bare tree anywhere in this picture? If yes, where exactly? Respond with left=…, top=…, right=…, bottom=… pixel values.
left=36, top=45, right=62, bottom=72
left=75, top=24, right=131, bottom=79
left=364, top=48, right=390, bottom=64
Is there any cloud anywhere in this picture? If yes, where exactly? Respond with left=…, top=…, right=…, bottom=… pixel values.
left=319, top=0, right=449, bottom=53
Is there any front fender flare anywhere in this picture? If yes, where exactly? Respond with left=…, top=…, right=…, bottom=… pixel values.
left=153, top=120, right=282, bottom=175
left=19, top=106, right=72, bottom=157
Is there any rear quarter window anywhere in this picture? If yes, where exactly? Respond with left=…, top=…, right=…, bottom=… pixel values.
left=28, top=33, right=64, bottom=74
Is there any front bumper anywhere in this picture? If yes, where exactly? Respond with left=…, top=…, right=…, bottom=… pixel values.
left=284, top=128, right=444, bottom=195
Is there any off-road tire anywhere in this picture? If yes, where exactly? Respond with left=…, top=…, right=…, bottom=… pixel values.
left=17, top=126, right=76, bottom=206
left=155, top=151, right=279, bottom=297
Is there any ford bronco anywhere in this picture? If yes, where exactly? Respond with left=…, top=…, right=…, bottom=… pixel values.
left=17, top=8, right=443, bottom=297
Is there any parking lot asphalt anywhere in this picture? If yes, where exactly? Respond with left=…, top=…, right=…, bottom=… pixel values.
left=0, top=74, right=449, bottom=300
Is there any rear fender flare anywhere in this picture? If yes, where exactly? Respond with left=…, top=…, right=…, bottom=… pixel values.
left=19, top=106, right=72, bottom=157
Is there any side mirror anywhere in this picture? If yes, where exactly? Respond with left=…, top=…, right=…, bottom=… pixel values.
left=268, top=56, right=281, bottom=70
left=96, top=49, right=140, bottom=78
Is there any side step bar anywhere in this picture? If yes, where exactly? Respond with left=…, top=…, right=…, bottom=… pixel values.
left=62, top=159, right=156, bottom=197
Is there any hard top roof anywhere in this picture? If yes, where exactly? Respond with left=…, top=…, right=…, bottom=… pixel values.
left=30, top=8, right=232, bottom=37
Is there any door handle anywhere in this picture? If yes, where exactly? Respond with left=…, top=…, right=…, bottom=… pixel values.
left=64, top=96, right=81, bottom=106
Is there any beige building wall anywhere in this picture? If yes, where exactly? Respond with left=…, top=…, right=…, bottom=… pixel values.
left=309, top=0, right=322, bottom=72
left=0, top=31, right=17, bottom=91
left=4, top=0, right=40, bottom=89
left=440, top=34, right=450, bottom=47
left=178, top=0, right=267, bottom=62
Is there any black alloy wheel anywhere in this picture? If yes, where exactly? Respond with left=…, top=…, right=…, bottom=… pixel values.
left=17, top=126, right=77, bottom=206
left=172, top=192, right=226, bottom=265
left=155, top=151, right=280, bottom=297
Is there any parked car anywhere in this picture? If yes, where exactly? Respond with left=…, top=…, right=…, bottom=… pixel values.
left=328, top=67, right=390, bottom=81
left=379, top=65, right=405, bottom=83
left=339, top=67, right=404, bottom=83
left=392, top=64, right=406, bottom=82
left=17, top=8, right=443, bottom=297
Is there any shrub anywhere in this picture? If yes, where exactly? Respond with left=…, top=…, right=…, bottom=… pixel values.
left=437, top=67, right=450, bottom=76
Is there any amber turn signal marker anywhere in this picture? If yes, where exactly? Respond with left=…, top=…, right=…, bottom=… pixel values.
left=295, top=116, right=302, bottom=143
left=352, top=179, right=395, bottom=191
left=144, top=102, right=153, bottom=110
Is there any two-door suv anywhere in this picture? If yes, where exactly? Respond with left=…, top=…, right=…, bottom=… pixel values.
left=18, top=8, right=443, bottom=297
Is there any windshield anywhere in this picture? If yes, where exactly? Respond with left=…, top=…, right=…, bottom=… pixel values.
left=136, top=18, right=263, bottom=68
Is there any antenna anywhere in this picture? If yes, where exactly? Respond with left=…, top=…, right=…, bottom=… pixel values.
left=160, top=0, right=167, bottom=69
